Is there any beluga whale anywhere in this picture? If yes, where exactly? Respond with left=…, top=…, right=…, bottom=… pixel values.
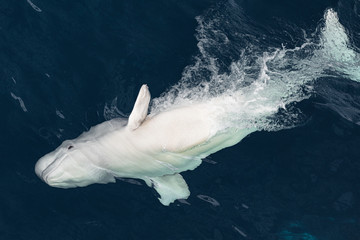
left=35, top=85, right=256, bottom=205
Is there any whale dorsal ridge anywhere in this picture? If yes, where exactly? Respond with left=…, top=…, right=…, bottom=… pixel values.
left=127, top=84, right=151, bottom=130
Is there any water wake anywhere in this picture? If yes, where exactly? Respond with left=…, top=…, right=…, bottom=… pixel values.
left=150, top=7, right=360, bottom=133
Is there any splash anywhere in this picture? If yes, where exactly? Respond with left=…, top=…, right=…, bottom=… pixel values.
left=314, top=9, right=360, bottom=81
left=103, top=97, right=127, bottom=120
left=11, top=92, right=28, bottom=112
left=150, top=8, right=360, bottom=133
left=26, top=0, right=42, bottom=12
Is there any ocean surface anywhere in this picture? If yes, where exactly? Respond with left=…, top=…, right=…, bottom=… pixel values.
left=1, top=0, right=360, bottom=239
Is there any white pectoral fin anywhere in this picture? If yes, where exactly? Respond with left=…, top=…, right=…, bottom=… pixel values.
left=127, top=84, right=151, bottom=130
left=146, top=173, right=190, bottom=206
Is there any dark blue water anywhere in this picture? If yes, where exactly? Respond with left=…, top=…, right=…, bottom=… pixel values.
left=1, top=0, right=360, bottom=239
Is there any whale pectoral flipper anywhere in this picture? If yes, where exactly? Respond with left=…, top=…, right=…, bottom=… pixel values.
left=127, top=84, right=151, bottom=130
left=146, top=173, right=190, bottom=206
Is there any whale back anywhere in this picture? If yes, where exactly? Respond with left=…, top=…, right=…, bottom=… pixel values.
left=131, top=104, right=214, bottom=153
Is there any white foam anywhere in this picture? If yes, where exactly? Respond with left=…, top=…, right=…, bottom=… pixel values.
left=56, top=109, right=65, bottom=119
left=150, top=8, right=360, bottom=134
left=103, top=97, right=126, bottom=120
left=197, top=194, right=220, bottom=206
left=232, top=225, right=248, bottom=238
left=11, top=92, right=28, bottom=112
left=26, top=0, right=42, bottom=12
left=317, top=9, right=360, bottom=81
left=241, top=203, right=249, bottom=209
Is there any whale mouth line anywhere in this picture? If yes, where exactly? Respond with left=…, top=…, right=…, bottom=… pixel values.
left=41, top=154, right=68, bottom=184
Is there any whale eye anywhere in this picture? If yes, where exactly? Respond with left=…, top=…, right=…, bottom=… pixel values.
left=68, top=145, right=74, bottom=150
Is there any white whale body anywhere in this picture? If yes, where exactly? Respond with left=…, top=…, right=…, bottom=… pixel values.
left=35, top=85, right=255, bottom=205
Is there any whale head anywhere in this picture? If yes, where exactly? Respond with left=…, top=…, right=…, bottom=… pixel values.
left=35, top=140, right=115, bottom=188
left=35, top=84, right=151, bottom=189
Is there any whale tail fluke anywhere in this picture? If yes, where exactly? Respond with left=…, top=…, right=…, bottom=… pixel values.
left=144, top=173, right=190, bottom=206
